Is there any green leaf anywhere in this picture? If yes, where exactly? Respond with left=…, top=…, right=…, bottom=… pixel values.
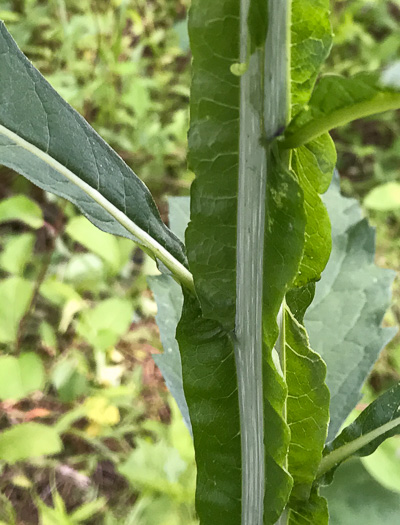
left=0, top=195, right=43, bottom=229
left=118, top=436, right=195, bottom=501
left=319, top=382, right=400, bottom=480
left=65, top=215, right=133, bottom=274
left=361, top=437, right=400, bottom=494
left=290, top=0, right=332, bottom=117
left=0, top=233, right=35, bottom=275
left=364, top=182, right=400, bottom=211
left=304, top=174, right=396, bottom=440
left=167, top=197, right=190, bottom=244
left=0, top=422, right=62, bottom=463
left=322, top=459, right=400, bottom=525
left=186, top=0, right=240, bottom=329
left=77, top=298, right=133, bottom=351
left=0, top=277, right=33, bottom=344
left=149, top=197, right=191, bottom=432
left=290, top=133, right=336, bottom=286
left=285, top=309, right=329, bottom=502
left=284, top=72, right=400, bottom=149
left=262, top=158, right=306, bottom=524
left=0, top=353, right=44, bottom=401
left=0, top=23, right=192, bottom=290
left=288, top=489, right=328, bottom=525
left=176, top=292, right=241, bottom=523
left=149, top=274, right=191, bottom=433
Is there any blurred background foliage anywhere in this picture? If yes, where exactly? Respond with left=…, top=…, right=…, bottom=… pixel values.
left=0, top=0, right=400, bottom=523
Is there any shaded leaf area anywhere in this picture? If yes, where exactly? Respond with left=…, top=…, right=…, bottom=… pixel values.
left=176, top=293, right=242, bottom=525
left=0, top=23, right=186, bottom=267
left=186, top=0, right=240, bottom=329
left=150, top=197, right=191, bottom=434
left=149, top=275, right=191, bottom=433
left=320, top=382, right=400, bottom=483
left=322, top=459, right=400, bottom=525
left=290, top=0, right=332, bottom=117
left=304, top=174, right=396, bottom=440
left=284, top=72, right=400, bottom=148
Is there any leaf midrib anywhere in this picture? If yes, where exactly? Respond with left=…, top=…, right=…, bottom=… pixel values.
left=0, top=123, right=194, bottom=292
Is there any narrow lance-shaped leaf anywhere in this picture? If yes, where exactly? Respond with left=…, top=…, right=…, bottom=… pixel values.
left=318, top=382, right=400, bottom=482
left=0, top=23, right=192, bottom=290
left=283, top=71, right=400, bottom=149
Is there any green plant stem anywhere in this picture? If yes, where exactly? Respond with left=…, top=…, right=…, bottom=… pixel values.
left=0, top=123, right=194, bottom=293
left=317, top=415, right=400, bottom=478
left=281, top=93, right=400, bottom=149
left=235, top=1, right=266, bottom=522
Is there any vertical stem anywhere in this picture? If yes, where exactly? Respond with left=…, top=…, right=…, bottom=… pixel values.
left=235, top=1, right=266, bottom=523
left=235, top=1, right=292, bottom=523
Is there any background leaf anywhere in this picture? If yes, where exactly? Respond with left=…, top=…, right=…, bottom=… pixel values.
left=0, top=423, right=62, bottom=463
left=0, top=353, right=44, bottom=401
left=322, top=459, right=400, bottom=524
left=304, top=174, right=396, bottom=440
left=320, top=382, right=400, bottom=480
left=364, top=182, right=400, bottom=211
left=0, top=195, right=43, bottom=229
left=0, top=277, right=33, bottom=344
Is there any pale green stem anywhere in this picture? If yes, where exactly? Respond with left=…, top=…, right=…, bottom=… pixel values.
left=0, top=123, right=195, bottom=293
left=317, top=415, right=400, bottom=478
left=235, top=1, right=266, bottom=524
left=282, top=93, right=400, bottom=149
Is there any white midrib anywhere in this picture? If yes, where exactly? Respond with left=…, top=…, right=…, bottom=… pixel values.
left=0, top=123, right=194, bottom=292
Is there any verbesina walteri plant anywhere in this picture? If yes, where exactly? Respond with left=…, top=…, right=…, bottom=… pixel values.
left=1, top=0, right=400, bottom=522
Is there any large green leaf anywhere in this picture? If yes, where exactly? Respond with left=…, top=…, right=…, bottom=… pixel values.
left=319, top=382, right=400, bottom=480
left=0, top=23, right=192, bottom=289
left=284, top=72, right=400, bottom=149
left=304, top=174, right=396, bottom=440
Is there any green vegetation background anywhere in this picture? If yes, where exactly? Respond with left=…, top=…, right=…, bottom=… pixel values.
left=0, top=0, right=400, bottom=523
